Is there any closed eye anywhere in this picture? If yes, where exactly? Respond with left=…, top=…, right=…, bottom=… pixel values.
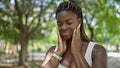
left=67, top=22, right=72, bottom=25
left=65, top=19, right=73, bottom=25
left=57, top=23, right=62, bottom=26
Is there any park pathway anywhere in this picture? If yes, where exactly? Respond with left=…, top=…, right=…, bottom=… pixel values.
left=0, top=52, right=120, bottom=68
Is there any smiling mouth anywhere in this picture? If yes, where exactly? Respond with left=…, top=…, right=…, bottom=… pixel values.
left=61, top=32, right=70, bottom=36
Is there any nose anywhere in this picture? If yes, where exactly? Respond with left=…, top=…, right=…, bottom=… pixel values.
left=61, top=23, right=67, bottom=30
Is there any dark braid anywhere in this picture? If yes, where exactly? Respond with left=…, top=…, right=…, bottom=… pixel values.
left=56, top=1, right=82, bottom=19
left=56, top=1, right=90, bottom=42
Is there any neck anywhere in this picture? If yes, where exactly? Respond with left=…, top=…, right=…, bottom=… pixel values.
left=66, top=39, right=88, bottom=50
left=66, top=39, right=72, bottom=47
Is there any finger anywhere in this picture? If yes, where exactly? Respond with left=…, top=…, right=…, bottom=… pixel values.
left=77, top=23, right=81, bottom=29
left=76, top=23, right=81, bottom=38
left=57, top=28, right=62, bottom=45
left=57, top=27, right=67, bottom=53
left=57, top=27, right=66, bottom=42
left=57, top=28, right=66, bottom=45
left=77, top=23, right=81, bottom=33
left=72, top=28, right=76, bottom=41
left=57, top=27, right=61, bottom=39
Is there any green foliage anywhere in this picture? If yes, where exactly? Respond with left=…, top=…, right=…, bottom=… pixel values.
left=0, top=0, right=58, bottom=65
left=0, top=48, right=4, bottom=54
left=29, top=20, right=57, bottom=52
left=81, top=0, right=120, bottom=47
left=0, top=0, right=120, bottom=53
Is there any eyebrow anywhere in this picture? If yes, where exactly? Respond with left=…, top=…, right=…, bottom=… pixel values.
left=57, top=19, right=73, bottom=24
left=57, top=18, right=73, bottom=22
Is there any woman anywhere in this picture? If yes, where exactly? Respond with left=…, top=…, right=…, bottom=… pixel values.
left=41, top=1, right=107, bottom=68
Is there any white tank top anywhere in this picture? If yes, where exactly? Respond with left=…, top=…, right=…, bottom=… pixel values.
left=57, top=41, right=96, bottom=68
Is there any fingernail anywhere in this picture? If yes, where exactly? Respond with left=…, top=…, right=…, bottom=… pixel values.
left=77, top=23, right=81, bottom=29
left=74, top=29, right=76, bottom=33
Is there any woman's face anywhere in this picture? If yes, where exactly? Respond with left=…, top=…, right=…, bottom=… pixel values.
left=56, top=11, right=81, bottom=40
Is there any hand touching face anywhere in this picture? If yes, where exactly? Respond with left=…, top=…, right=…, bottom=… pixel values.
left=56, top=11, right=81, bottom=40
left=56, top=29, right=67, bottom=56
left=71, top=23, right=82, bottom=52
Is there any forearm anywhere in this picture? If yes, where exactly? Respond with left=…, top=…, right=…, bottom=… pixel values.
left=41, top=56, right=60, bottom=68
left=41, top=51, right=62, bottom=68
left=72, top=51, right=91, bottom=68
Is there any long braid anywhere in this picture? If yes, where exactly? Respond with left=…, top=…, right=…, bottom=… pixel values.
left=56, top=0, right=90, bottom=42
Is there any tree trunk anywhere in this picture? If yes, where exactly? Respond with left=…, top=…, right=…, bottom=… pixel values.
left=4, top=40, right=8, bottom=53
left=18, top=33, right=29, bottom=65
left=116, top=45, right=119, bottom=52
left=90, top=27, right=94, bottom=40
left=88, top=25, right=94, bottom=40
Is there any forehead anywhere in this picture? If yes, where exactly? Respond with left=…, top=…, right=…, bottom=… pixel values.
left=56, top=11, right=77, bottom=21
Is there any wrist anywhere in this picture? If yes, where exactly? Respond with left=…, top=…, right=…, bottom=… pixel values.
left=71, top=49, right=82, bottom=55
left=55, top=50, right=63, bottom=57
left=53, top=52, right=62, bottom=61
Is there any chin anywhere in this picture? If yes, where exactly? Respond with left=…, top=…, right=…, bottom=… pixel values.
left=62, top=35, right=72, bottom=40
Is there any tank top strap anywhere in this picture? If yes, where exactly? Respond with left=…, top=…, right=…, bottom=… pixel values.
left=85, top=41, right=96, bottom=67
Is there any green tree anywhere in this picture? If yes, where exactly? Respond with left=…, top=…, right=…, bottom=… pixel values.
left=82, top=0, right=120, bottom=51
left=70, top=0, right=120, bottom=51
left=0, top=0, right=57, bottom=65
left=79, top=0, right=109, bottom=40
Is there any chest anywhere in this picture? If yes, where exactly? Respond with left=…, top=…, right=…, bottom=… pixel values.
left=60, top=45, right=87, bottom=68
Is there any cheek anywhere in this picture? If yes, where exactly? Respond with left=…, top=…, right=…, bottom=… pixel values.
left=70, top=25, right=77, bottom=34
left=72, top=23, right=79, bottom=30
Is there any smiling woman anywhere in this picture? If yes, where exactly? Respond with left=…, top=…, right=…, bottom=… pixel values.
left=40, top=0, right=107, bottom=68
left=57, top=11, right=79, bottom=40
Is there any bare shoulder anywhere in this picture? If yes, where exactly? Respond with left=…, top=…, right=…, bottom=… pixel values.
left=41, top=46, right=56, bottom=67
left=45, top=46, right=56, bottom=56
left=92, top=44, right=107, bottom=56
left=92, top=44, right=107, bottom=68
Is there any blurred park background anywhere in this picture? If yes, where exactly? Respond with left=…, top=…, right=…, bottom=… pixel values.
left=0, top=0, right=120, bottom=68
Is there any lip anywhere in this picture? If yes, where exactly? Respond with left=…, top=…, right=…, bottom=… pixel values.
left=61, top=32, right=71, bottom=36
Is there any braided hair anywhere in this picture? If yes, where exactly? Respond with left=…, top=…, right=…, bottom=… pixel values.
left=56, top=0, right=90, bottom=42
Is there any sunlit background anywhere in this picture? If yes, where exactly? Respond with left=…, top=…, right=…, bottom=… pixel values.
left=0, top=0, right=120, bottom=68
